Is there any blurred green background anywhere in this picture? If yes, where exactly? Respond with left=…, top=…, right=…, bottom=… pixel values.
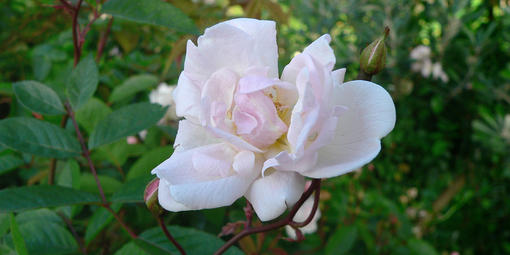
left=1, top=0, right=510, bottom=254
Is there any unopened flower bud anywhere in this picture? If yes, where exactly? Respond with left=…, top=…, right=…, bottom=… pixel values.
left=360, top=27, right=389, bottom=76
left=144, top=178, right=163, bottom=216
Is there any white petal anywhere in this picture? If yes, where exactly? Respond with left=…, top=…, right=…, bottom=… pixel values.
left=184, top=19, right=278, bottom=83
left=245, top=171, right=305, bottom=221
left=303, top=34, right=335, bottom=70
left=233, top=150, right=256, bottom=176
left=153, top=144, right=235, bottom=184
left=332, top=68, right=346, bottom=86
left=174, top=72, right=201, bottom=121
left=304, top=80, right=396, bottom=178
left=223, top=18, right=279, bottom=78
left=154, top=143, right=260, bottom=210
left=169, top=173, right=255, bottom=209
left=158, top=179, right=191, bottom=212
left=174, top=120, right=220, bottom=152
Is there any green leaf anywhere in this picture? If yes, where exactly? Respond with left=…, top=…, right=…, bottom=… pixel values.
left=408, top=239, right=439, bottom=255
left=57, top=160, right=81, bottom=189
left=111, top=176, right=153, bottom=203
left=0, top=117, right=81, bottom=158
left=114, top=242, right=147, bottom=255
left=12, top=219, right=78, bottom=255
left=0, top=185, right=100, bottom=213
left=0, top=213, right=10, bottom=237
left=88, top=103, right=166, bottom=149
left=67, top=55, right=99, bottom=109
left=9, top=213, right=28, bottom=255
left=85, top=203, right=121, bottom=245
left=143, top=225, right=243, bottom=255
left=13, top=81, right=65, bottom=115
left=127, top=146, right=172, bottom=180
left=75, top=97, right=112, bottom=134
left=102, top=0, right=199, bottom=34
left=325, top=225, right=358, bottom=255
left=80, top=173, right=122, bottom=195
left=110, top=74, right=159, bottom=103
left=0, top=154, right=24, bottom=176
left=92, top=140, right=133, bottom=168
left=0, top=244, right=16, bottom=255
left=116, top=226, right=243, bottom=255
left=15, top=209, right=63, bottom=227
left=157, top=125, right=178, bottom=139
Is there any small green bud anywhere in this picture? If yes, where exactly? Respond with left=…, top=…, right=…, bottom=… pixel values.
left=360, top=27, right=389, bottom=75
left=144, top=178, right=163, bottom=216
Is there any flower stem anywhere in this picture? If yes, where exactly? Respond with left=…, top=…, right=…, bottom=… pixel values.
left=214, top=179, right=322, bottom=255
left=157, top=216, right=186, bottom=255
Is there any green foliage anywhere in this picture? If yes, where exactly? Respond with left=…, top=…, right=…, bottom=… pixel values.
left=88, top=103, right=166, bottom=148
left=0, top=186, right=100, bottom=212
left=13, top=81, right=65, bottom=115
left=103, top=0, right=199, bottom=34
left=0, top=117, right=81, bottom=158
left=9, top=210, right=78, bottom=255
left=325, top=225, right=358, bottom=255
left=9, top=213, right=28, bottom=255
left=67, top=55, right=99, bottom=109
left=0, top=155, right=24, bottom=175
left=110, top=74, right=159, bottom=103
left=117, top=226, right=244, bottom=255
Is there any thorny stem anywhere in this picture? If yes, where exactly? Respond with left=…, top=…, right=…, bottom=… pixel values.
left=213, top=179, right=322, bottom=255
left=157, top=216, right=186, bottom=255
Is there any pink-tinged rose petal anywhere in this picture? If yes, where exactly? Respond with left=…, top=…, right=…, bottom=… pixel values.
left=233, top=91, right=287, bottom=148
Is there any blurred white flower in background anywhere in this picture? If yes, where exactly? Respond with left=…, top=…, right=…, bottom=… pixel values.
left=502, top=114, right=510, bottom=140
left=410, top=45, right=448, bottom=82
left=149, top=82, right=179, bottom=124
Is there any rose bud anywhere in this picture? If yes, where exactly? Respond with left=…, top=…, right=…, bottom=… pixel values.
left=144, top=178, right=163, bottom=216
left=360, top=27, right=389, bottom=76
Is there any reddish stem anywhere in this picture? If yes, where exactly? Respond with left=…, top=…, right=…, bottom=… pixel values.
left=64, top=102, right=107, bottom=204
left=104, top=206, right=138, bottom=239
left=96, top=17, right=114, bottom=62
left=214, top=179, right=322, bottom=255
left=157, top=216, right=186, bottom=255
left=72, top=0, right=83, bottom=66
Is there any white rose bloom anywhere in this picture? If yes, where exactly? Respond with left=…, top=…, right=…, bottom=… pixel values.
left=152, top=18, right=396, bottom=221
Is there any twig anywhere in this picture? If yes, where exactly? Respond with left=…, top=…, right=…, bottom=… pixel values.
left=96, top=17, right=114, bottom=62
left=72, top=0, right=83, bottom=66
left=289, top=181, right=321, bottom=228
left=157, top=216, right=186, bottom=255
left=57, top=211, right=87, bottom=254
left=214, top=179, right=322, bottom=255
left=104, top=206, right=138, bottom=239
left=64, top=102, right=107, bottom=204
left=244, top=200, right=253, bottom=229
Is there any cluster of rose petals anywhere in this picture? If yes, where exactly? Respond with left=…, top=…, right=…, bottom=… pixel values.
left=152, top=18, right=396, bottom=221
